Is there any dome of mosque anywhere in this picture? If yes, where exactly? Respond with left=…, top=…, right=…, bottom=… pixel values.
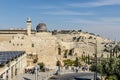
left=36, top=23, right=47, bottom=32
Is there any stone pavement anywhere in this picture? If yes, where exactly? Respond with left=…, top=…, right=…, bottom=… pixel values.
left=12, top=69, right=90, bottom=80
left=12, top=69, right=76, bottom=80
left=12, top=71, right=54, bottom=80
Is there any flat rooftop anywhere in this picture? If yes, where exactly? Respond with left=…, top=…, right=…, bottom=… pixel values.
left=0, top=51, right=25, bottom=66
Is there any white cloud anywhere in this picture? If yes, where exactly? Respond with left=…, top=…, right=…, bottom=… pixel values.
left=64, top=17, right=120, bottom=40
left=100, top=17, right=120, bottom=23
left=30, top=5, right=60, bottom=9
left=69, top=0, right=120, bottom=7
left=41, top=10, right=94, bottom=15
left=66, top=17, right=120, bottom=24
left=29, top=5, right=63, bottom=10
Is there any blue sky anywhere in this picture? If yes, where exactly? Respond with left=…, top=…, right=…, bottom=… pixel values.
left=0, top=0, right=120, bottom=40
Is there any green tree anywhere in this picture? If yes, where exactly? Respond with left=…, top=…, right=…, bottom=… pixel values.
left=114, top=59, right=120, bottom=79
left=87, top=54, right=91, bottom=64
left=38, top=62, right=45, bottom=69
left=90, top=58, right=120, bottom=80
left=74, top=57, right=81, bottom=67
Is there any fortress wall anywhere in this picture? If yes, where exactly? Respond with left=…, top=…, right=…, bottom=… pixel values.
left=0, top=34, right=14, bottom=42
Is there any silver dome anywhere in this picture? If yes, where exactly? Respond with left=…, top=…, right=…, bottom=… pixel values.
left=36, top=23, right=47, bottom=32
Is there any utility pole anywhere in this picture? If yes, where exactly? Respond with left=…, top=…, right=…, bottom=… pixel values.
left=94, top=38, right=97, bottom=80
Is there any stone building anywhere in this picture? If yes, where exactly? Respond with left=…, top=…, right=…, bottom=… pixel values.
left=0, top=51, right=26, bottom=80
left=0, top=21, right=58, bottom=68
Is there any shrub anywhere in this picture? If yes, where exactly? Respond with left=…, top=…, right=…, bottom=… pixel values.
left=38, top=62, right=45, bottom=69
left=63, top=59, right=74, bottom=66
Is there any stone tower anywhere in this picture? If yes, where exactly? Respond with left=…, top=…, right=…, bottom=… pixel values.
left=26, top=18, right=31, bottom=36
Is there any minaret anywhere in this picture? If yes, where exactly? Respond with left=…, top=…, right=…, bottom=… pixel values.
left=26, top=18, right=31, bottom=36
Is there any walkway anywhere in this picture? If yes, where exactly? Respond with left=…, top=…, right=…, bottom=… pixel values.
left=12, top=69, right=90, bottom=80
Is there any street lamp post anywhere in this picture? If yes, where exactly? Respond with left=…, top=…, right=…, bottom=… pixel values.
left=35, top=65, right=39, bottom=80
left=35, top=66, right=38, bottom=80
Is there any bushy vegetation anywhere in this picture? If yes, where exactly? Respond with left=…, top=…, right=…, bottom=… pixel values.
left=63, top=59, right=74, bottom=66
left=89, top=33, right=95, bottom=35
left=38, top=62, right=45, bottom=70
left=63, top=57, right=81, bottom=67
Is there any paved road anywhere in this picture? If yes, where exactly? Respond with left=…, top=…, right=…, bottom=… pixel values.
left=48, top=72, right=101, bottom=80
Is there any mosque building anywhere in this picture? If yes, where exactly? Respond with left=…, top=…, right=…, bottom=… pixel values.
left=0, top=18, right=77, bottom=80
left=0, top=18, right=111, bottom=80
